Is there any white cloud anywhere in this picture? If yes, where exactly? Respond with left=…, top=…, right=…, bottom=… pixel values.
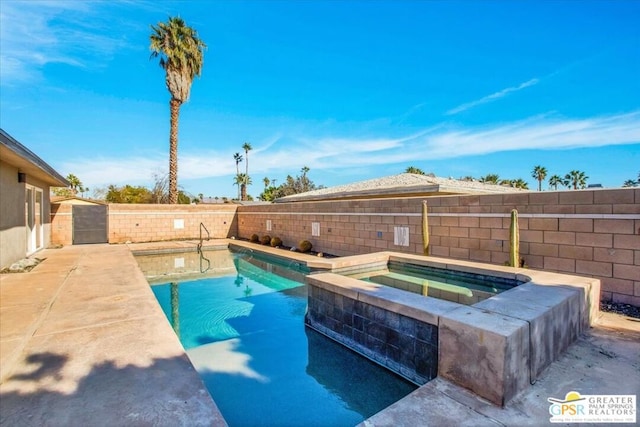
left=424, top=111, right=640, bottom=157
left=446, top=78, right=540, bottom=115
left=64, top=111, right=640, bottom=191
left=0, top=1, right=137, bottom=85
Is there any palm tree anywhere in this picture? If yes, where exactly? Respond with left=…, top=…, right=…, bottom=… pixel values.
left=623, top=171, right=640, bottom=187
left=233, top=152, right=243, bottom=174
left=565, top=170, right=588, bottom=190
left=65, top=173, right=88, bottom=196
left=234, top=173, right=252, bottom=201
left=233, top=152, right=243, bottom=199
left=405, top=166, right=425, bottom=175
left=242, top=142, right=252, bottom=200
left=150, top=17, right=206, bottom=204
left=263, top=177, right=270, bottom=189
left=233, top=174, right=244, bottom=200
left=510, top=178, right=529, bottom=189
left=531, top=165, right=547, bottom=191
left=66, top=174, right=81, bottom=195
left=479, top=174, right=500, bottom=184
left=548, top=174, right=564, bottom=190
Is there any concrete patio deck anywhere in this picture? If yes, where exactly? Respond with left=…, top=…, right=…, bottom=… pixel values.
left=1, top=242, right=638, bottom=426
left=0, top=243, right=226, bottom=426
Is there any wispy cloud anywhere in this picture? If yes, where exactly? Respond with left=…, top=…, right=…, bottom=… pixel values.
left=446, top=78, right=540, bottom=115
left=424, top=111, right=640, bottom=157
left=0, top=1, right=140, bottom=85
left=66, top=111, right=640, bottom=191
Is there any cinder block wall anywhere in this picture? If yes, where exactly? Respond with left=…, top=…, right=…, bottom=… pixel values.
left=108, top=204, right=238, bottom=243
left=237, top=188, right=640, bottom=306
left=52, top=204, right=238, bottom=245
left=50, top=203, right=73, bottom=246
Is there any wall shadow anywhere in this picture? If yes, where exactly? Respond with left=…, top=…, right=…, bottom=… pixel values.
left=1, top=351, right=224, bottom=427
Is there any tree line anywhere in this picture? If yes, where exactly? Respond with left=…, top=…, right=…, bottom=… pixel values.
left=405, top=166, right=639, bottom=190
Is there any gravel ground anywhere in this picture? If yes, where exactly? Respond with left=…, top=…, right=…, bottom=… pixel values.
left=601, top=301, right=640, bottom=319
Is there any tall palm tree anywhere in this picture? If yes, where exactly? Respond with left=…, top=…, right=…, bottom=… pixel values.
left=233, top=152, right=243, bottom=199
left=150, top=17, right=206, bottom=204
left=548, top=175, right=564, bottom=190
left=565, top=170, right=588, bottom=190
left=242, top=142, right=252, bottom=200
left=263, top=177, right=270, bottom=189
left=531, top=165, right=547, bottom=191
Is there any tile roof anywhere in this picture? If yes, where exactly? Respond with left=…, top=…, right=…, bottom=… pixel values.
left=275, top=173, right=528, bottom=203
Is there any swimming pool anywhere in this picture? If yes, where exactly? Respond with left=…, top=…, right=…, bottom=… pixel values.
left=143, top=250, right=416, bottom=426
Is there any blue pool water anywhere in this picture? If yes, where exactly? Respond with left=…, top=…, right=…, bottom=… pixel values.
left=149, top=252, right=416, bottom=427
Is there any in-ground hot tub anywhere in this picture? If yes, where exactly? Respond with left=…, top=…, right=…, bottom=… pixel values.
left=303, top=251, right=600, bottom=406
left=342, top=259, right=522, bottom=305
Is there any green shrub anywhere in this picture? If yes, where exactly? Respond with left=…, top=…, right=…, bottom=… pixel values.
left=260, top=235, right=272, bottom=245
left=271, top=237, right=283, bottom=247
left=298, top=240, right=312, bottom=253
left=249, top=234, right=259, bottom=243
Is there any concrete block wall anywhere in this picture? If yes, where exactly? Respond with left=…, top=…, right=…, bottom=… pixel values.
left=108, top=204, right=238, bottom=243
left=51, top=204, right=238, bottom=245
left=50, top=203, right=73, bottom=246
left=238, top=188, right=640, bottom=306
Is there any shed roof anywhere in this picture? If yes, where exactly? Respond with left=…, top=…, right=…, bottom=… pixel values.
left=0, top=129, right=69, bottom=187
left=275, top=173, right=528, bottom=203
left=51, top=196, right=105, bottom=205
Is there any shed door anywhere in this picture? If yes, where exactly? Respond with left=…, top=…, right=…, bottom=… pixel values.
left=72, top=205, right=108, bottom=244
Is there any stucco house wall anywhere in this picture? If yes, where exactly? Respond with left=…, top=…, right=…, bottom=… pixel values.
left=0, top=159, right=25, bottom=268
left=0, top=129, right=68, bottom=269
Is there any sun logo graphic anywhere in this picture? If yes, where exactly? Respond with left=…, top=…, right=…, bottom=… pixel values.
left=548, top=391, right=586, bottom=419
left=548, top=391, right=636, bottom=423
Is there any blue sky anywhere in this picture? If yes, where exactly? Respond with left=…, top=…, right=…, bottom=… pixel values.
left=1, top=0, right=639, bottom=198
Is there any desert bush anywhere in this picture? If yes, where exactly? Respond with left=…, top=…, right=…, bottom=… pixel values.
left=249, top=234, right=259, bottom=243
left=298, top=240, right=312, bottom=253
left=271, top=237, right=283, bottom=247
left=260, top=235, right=272, bottom=245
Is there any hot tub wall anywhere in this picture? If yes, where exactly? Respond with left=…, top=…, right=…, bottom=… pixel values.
left=304, top=252, right=600, bottom=406
left=305, top=274, right=456, bottom=385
